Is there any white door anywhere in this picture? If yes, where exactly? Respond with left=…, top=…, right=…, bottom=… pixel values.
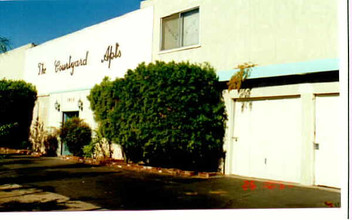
left=231, top=97, right=302, bottom=183
left=315, top=95, right=341, bottom=188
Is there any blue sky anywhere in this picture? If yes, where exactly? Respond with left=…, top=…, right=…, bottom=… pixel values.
left=0, top=0, right=143, bottom=49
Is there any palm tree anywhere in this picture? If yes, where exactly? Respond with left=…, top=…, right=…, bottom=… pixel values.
left=0, top=36, right=10, bottom=53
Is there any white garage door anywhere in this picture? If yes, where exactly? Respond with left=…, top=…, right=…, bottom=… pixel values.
left=231, top=97, right=302, bottom=183
left=315, top=95, right=341, bottom=188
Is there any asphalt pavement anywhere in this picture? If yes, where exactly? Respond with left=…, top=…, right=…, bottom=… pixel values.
left=0, top=154, right=341, bottom=211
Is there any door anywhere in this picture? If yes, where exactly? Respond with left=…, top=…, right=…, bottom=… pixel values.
left=61, top=111, right=79, bottom=155
left=315, top=95, right=340, bottom=188
left=231, top=97, right=302, bottom=183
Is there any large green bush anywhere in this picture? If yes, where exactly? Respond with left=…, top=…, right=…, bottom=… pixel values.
left=59, top=117, right=92, bottom=156
left=0, top=79, right=37, bottom=148
left=88, top=61, right=227, bottom=171
left=87, top=77, right=120, bottom=141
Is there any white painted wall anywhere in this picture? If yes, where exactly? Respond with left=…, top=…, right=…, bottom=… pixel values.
left=24, top=7, right=153, bottom=95
left=24, top=6, right=154, bottom=159
left=24, top=6, right=153, bottom=131
left=0, top=44, right=35, bottom=80
left=142, top=0, right=340, bottom=187
left=142, top=0, right=337, bottom=71
left=223, top=82, right=340, bottom=186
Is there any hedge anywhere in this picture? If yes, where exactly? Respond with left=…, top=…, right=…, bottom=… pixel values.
left=88, top=61, right=227, bottom=171
left=0, top=79, right=37, bottom=148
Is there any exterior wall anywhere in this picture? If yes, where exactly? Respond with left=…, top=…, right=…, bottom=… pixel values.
left=142, top=0, right=337, bottom=71
left=0, top=43, right=35, bottom=80
left=24, top=7, right=153, bottom=96
left=141, top=0, right=340, bottom=187
left=23, top=6, right=154, bottom=157
left=24, top=6, right=153, bottom=125
left=223, top=82, right=341, bottom=186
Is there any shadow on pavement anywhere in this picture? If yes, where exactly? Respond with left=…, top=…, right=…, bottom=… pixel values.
left=0, top=199, right=68, bottom=212
left=0, top=169, right=119, bottom=185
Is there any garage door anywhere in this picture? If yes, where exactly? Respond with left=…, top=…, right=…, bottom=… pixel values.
left=231, top=97, right=302, bottom=183
left=315, top=95, right=341, bottom=188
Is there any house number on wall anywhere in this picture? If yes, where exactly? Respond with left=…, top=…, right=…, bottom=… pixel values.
left=101, top=43, right=122, bottom=68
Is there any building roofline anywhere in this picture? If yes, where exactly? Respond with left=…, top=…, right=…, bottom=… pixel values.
left=217, top=58, right=339, bottom=81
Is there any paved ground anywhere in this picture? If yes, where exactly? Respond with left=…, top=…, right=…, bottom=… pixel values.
left=0, top=154, right=340, bottom=211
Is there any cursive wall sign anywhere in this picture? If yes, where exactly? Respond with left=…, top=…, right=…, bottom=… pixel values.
left=54, top=51, right=89, bottom=75
left=101, top=43, right=122, bottom=68
left=38, top=63, right=46, bottom=75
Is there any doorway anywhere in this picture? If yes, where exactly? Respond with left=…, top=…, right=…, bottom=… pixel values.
left=314, top=95, right=340, bottom=188
left=231, top=97, right=302, bottom=183
left=61, top=111, right=79, bottom=155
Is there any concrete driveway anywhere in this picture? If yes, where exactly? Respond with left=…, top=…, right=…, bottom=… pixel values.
left=0, top=154, right=340, bottom=211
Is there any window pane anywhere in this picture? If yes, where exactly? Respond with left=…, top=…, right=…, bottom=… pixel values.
left=181, top=9, right=199, bottom=47
left=161, top=14, right=179, bottom=50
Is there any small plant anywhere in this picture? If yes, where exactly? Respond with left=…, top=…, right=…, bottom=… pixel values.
left=83, top=144, right=95, bottom=158
left=44, top=133, right=58, bottom=156
left=227, top=62, right=257, bottom=111
left=59, top=117, right=92, bottom=157
left=227, top=62, right=256, bottom=92
left=29, top=117, right=46, bottom=153
left=29, top=118, right=59, bottom=155
left=83, top=130, right=113, bottom=159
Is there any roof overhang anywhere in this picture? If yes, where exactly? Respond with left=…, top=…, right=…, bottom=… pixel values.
left=217, top=58, right=339, bottom=82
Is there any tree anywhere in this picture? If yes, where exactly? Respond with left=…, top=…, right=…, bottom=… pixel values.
left=0, top=79, right=37, bottom=148
left=0, top=36, right=10, bottom=53
left=89, top=61, right=227, bottom=172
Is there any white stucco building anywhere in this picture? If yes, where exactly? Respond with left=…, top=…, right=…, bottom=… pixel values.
left=23, top=6, right=154, bottom=156
left=0, top=0, right=343, bottom=188
left=141, top=0, right=341, bottom=188
left=0, top=43, right=35, bottom=80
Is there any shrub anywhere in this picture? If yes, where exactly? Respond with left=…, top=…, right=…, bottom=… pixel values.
left=83, top=144, right=95, bottom=158
left=44, top=134, right=58, bottom=156
left=89, top=61, right=227, bottom=171
left=87, top=77, right=119, bottom=142
left=59, top=117, right=92, bottom=157
left=82, top=130, right=113, bottom=159
left=29, top=117, right=59, bottom=156
left=0, top=79, right=37, bottom=148
left=29, top=117, right=46, bottom=153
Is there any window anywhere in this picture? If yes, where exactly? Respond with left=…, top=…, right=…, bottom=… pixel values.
left=161, top=8, right=199, bottom=51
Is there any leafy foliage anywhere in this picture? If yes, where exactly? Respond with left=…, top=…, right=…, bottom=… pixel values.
left=0, top=79, right=37, bottom=147
left=89, top=61, right=227, bottom=171
left=29, top=117, right=58, bottom=156
left=59, top=117, right=92, bottom=157
left=227, top=63, right=256, bottom=91
left=44, top=133, right=59, bottom=156
left=0, top=36, right=10, bottom=53
left=83, top=144, right=95, bottom=158
left=82, top=130, right=113, bottom=159
left=0, top=122, right=18, bottom=138
left=29, top=117, right=46, bottom=153
left=87, top=77, right=121, bottom=141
